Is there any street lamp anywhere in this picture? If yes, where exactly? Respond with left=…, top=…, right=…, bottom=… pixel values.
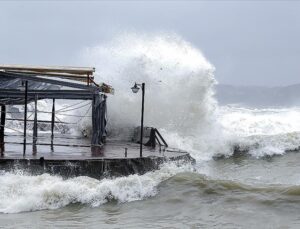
left=131, top=83, right=140, bottom=93
left=131, top=82, right=145, bottom=157
left=18, top=81, right=26, bottom=91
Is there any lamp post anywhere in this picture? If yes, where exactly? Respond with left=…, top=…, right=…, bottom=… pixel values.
left=131, top=82, right=145, bottom=158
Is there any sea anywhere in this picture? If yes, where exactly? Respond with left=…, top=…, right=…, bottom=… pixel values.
left=1, top=34, right=300, bottom=228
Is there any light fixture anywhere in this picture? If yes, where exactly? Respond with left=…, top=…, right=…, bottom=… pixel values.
left=130, top=82, right=145, bottom=157
left=18, top=81, right=26, bottom=91
left=131, top=83, right=140, bottom=93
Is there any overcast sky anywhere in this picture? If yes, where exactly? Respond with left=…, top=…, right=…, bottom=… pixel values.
left=0, top=1, right=299, bottom=86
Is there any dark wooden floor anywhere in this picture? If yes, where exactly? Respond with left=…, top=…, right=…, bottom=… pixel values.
left=0, top=133, right=188, bottom=160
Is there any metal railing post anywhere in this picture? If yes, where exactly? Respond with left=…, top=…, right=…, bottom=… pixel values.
left=23, top=81, right=28, bottom=156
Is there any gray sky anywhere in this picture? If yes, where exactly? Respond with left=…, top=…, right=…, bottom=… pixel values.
left=0, top=0, right=299, bottom=86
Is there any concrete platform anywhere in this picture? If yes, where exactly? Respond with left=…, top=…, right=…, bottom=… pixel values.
left=0, top=133, right=195, bottom=179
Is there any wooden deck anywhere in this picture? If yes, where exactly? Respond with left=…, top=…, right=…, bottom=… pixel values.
left=0, top=133, right=189, bottom=160
left=0, top=133, right=194, bottom=179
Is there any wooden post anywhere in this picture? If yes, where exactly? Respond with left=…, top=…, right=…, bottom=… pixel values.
left=51, top=98, right=55, bottom=150
left=33, top=95, right=38, bottom=154
left=23, top=81, right=28, bottom=156
left=0, top=105, right=6, bottom=155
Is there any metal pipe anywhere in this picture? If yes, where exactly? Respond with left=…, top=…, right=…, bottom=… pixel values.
left=154, top=134, right=162, bottom=153
left=33, top=95, right=38, bottom=154
left=6, top=118, right=71, bottom=124
left=0, top=105, right=6, bottom=155
left=154, top=128, right=168, bottom=147
left=139, top=83, right=145, bottom=158
left=51, top=98, right=55, bottom=148
left=91, top=95, right=96, bottom=145
left=23, top=80, right=28, bottom=156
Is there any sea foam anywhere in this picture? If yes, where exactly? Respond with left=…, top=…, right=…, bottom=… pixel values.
left=0, top=163, right=193, bottom=213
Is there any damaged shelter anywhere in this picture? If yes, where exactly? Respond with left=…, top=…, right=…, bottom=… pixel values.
left=0, top=65, right=112, bottom=155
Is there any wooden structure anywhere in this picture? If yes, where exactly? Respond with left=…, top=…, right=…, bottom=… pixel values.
left=0, top=64, right=110, bottom=155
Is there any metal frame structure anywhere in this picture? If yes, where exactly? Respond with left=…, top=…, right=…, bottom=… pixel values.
left=0, top=65, right=109, bottom=156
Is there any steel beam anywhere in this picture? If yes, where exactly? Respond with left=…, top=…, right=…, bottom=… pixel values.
left=33, top=95, right=38, bottom=154
left=0, top=89, right=96, bottom=100
left=0, top=105, right=6, bottom=155
left=0, top=71, right=98, bottom=92
left=23, top=81, right=28, bottom=156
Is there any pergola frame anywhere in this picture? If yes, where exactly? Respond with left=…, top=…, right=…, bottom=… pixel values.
left=0, top=66, right=108, bottom=156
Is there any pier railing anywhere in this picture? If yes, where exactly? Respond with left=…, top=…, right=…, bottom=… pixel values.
left=145, top=128, right=168, bottom=150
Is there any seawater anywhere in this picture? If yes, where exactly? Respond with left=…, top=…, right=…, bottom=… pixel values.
left=2, top=106, right=300, bottom=228
left=1, top=33, right=300, bottom=228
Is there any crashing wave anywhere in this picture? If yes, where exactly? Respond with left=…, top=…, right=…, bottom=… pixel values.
left=0, top=163, right=193, bottom=213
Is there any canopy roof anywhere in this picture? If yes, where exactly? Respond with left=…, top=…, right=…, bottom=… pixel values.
left=0, top=65, right=103, bottom=105
left=0, top=64, right=95, bottom=82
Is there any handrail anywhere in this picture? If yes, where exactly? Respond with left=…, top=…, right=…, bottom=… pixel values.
left=154, top=128, right=168, bottom=148
left=144, top=127, right=168, bottom=149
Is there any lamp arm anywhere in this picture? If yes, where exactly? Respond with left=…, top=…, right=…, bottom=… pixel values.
left=135, top=83, right=143, bottom=87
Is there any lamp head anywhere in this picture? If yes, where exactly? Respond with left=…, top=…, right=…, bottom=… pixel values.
left=131, top=83, right=140, bottom=93
left=18, top=81, right=26, bottom=91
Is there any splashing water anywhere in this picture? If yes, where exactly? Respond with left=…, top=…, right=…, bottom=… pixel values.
left=0, top=163, right=193, bottom=214
left=80, top=32, right=300, bottom=160
left=219, top=106, right=300, bottom=157
left=2, top=33, right=300, bottom=216
left=7, top=33, right=300, bottom=160
left=80, top=33, right=233, bottom=160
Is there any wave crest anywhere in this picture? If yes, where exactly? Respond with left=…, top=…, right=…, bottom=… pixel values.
left=0, top=163, right=193, bottom=213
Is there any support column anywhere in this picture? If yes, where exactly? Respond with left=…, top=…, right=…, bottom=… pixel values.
left=33, top=95, right=38, bottom=154
left=0, top=105, right=6, bottom=156
left=91, top=95, right=96, bottom=145
left=23, top=81, right=28, bottom=156
left=91, top=95, right=104, bottom=155
left=51, top=98, right=55, bottom=151
left=87, top=74, right=90, bottom=86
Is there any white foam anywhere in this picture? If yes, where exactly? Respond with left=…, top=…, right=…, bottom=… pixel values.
left=0, top=163, right=193, bottom=213
left=219, top=106, right=300, bottom=136
left=218, top=106, right=300, bottom=157
left=80, top=33, right=217, bottom=134
left=78, top=32, right=237, bottom=160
